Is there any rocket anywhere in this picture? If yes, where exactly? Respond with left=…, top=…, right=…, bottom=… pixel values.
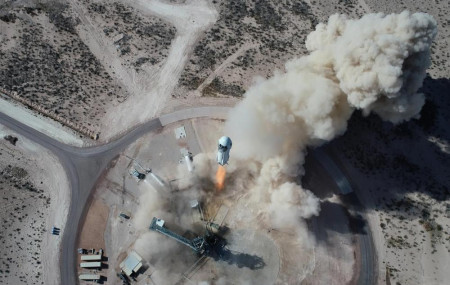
left=217, top=136, right=232, bottom=165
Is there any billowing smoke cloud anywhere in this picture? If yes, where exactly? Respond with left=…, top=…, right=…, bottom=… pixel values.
left=306, top=12, right=437, bottom=123
left=225, top=11, right=436, bottom=227
left=131, top=11, right=437, bottom=282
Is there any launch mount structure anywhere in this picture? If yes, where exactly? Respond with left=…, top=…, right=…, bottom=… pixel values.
left=149, top=217, right=206, bottom=253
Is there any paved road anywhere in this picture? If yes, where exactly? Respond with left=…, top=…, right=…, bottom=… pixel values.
left=0, top=107, right=228, bottom=285
left=312, top=148, right=377, bottom=285
left=313, top=148, right=353, bottom=195
left=0, top=106, right=375, bottom=285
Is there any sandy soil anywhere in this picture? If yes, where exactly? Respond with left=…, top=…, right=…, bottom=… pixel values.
left=76, top=198, right=109, bottom=279
left=2, top=0, right=449, bottom=145
left=0, top=0, right=128, bottom=135
left=102, top=0, right=219, bottom=138
left=0, top=95, right=84, bottom=146
left=0, top=124, right=70, bottom=285
left=0, top=0, right=177, bottom=143
left=77, top=199, right=109, bottom=251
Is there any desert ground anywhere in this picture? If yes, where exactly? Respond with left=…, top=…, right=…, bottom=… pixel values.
left=1, top=0, right=448, bottom=142
left=0, top=124, right=70, bottom=285
left=0, top=0, right=449, bottom=284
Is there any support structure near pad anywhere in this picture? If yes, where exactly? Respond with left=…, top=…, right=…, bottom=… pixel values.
left=149, top=217, right=205, bottom=253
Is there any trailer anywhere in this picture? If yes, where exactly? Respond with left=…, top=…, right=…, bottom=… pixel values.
left=79, top=274, right=101, bottom=281
left=80, top=262, right=102, bottom=268
left=81, top=255, right=102, bottom=261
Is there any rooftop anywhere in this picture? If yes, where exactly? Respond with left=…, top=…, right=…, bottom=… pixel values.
left=120, top=251, right=143, bottom=276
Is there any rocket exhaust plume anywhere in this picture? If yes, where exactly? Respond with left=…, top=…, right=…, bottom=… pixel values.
left=131, top=12, right=437, bottom=275
left=223, top=11, right=436, bottom=228
left=131, top=11, right=437, bottom=240
left=215, top=165, right=226, bottom=191
left=226, top=11, right=437, bottom=172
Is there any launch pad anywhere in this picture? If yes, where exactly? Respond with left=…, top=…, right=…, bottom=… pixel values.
left=84, top=118, right=310, bottom=284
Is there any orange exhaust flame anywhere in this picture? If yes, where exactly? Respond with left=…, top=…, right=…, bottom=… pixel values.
left=215, top=165, right=226, bottom=191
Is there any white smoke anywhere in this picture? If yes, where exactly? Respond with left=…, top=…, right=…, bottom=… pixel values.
left=268, top=182, right=320, bottom=227
left=134, top=182, right=166, bottom=231
left=132, top=181, right=204, bottom=283
left=306, top=11, right=437, bottom=123
left=130, top=10, right=437, bottom=282
left=225, top=11, right=436, bottom=228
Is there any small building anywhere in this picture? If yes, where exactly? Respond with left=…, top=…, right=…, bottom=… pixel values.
left=81, top=255, right=102, bottom=261
left=80, top=262, right=102, bottom=268
left=79, top=274, right=101, bottom=281
left=120, top=251, right=143, bottom=277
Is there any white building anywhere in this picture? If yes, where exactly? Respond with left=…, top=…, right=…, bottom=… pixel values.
left=80, top=262, right=102, bottom=268
left=79, top=274, right=100, bottom=281
left=81, top=255, right=102, bottom=261
left=120, top=251, right=143, bottom=276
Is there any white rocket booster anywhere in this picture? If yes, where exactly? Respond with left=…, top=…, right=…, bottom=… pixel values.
left=217, top=136, right=232, bottom=165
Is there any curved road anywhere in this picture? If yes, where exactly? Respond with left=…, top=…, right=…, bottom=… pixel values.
left=312, top=148, right=377, bottom=285
left=0, top=107, right=228, bottom=285
left=0, top=106, right=375, bottom=285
